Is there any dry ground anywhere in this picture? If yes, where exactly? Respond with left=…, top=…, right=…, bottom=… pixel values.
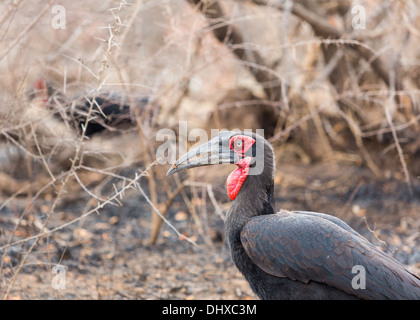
left=1, top=162, right=419, bottom=300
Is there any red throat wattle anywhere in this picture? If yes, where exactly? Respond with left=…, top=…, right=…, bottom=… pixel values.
left=227, top=156, right=252, bottom=200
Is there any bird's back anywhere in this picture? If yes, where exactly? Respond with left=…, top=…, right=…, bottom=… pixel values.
left=240, top=210, right=420, bottom=299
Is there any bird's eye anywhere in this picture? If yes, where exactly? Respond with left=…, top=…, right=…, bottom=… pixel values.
left=234, top=140, right=243, bottom=149
left=229, top=135, right=255, bottom=153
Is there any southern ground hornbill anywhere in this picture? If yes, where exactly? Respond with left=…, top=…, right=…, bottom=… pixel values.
left=30, top=78, right=150, bottom=136
left=167, top=131, right=420, bottom=300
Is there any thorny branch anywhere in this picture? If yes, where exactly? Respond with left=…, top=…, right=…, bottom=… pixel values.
left=2, top=0, right=127, bottom=299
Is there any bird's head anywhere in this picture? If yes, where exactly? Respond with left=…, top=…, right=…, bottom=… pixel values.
left=166, top=131, right=274, bottom=200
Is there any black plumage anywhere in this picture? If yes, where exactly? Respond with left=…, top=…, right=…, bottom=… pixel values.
left=70, top=95, right=149, bottom=136
left=29, top=79, right=150, bottom=136
left=167, top=131, right=420, bottom=300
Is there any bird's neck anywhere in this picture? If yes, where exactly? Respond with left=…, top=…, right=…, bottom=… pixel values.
left=225, top=175, right=275, bottom=248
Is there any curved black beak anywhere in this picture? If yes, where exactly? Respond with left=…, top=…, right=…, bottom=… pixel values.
left=166, top=131, right=236, bottom=176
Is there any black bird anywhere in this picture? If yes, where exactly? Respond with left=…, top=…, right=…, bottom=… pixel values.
left=30, top=78, right=150, bottom=136
left=70, top=95, right=148, bottom=136
left=167, top=131, right=420, bottom=300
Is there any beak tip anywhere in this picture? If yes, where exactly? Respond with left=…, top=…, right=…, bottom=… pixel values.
left=166, top=164, right=177, bottom=176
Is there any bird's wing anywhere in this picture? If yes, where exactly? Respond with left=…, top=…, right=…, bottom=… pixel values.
left=241, top=211, right=420, bottom=300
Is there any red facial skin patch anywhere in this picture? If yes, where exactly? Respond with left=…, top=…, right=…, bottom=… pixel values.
left=227, top=156, right=252, bottom=200
left=226, top=135, right=256, bottom=200
left=229, top=135, right=255, bottom=155
left=34, top=78, right=48, bottom=104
